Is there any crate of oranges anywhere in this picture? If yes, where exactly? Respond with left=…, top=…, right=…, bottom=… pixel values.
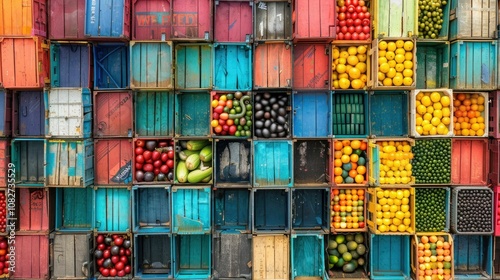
left=452, top=92, right=488, bottom=137
left=330, top=188, right=367, bottom=233
left=368, top=38, right=417, bottom=90
left=331, top=139, right=368, bottom=186
left=368, top=139, right=415, bottom=186
left=410, top=233, right=454, bottom=280
left=410, top=89, right=454, bottom=137
left=330, top=43, right=371, bottom=90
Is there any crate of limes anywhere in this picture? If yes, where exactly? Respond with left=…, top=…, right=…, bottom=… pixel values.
left=410, top=233, right=454, bottom=280
left=368, top=139, right=415, bottom=186
left=367, top=186, right=415, bottom=234
left=410, top=89, right=454, bottom=137
left=331, top=43, right=371, bottom=90
left=412, top=138, right=451, bottom=185
left=415, top=187, right=450, bottom=233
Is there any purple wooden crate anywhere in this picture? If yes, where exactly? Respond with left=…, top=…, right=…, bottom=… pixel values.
left=13, top=91, right=45, bottom=137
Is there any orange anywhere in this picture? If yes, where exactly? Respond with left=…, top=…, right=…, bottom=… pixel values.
left=354, top=174, right=364, bottom=183
left=457, top=93, right=466, bottom=101
left=350, top=154, right=359, bottom=163
left=357, top=165, right=367, bottom=175
left=351, top=140, right=361, bottom=150
left=333, top=205, right=340, bottom=212
left=334, top=159, right=343, bottom=167
left=341, top=155, right=351, bottom=163
left=334, top=151, right=343, bottom=159
left=332, top=189, right=340, bottom=195
left=360, top=142, right=367, bottom=150
left=349, top=170, right=358, bottom=178
left=342, top=140, right=351, bottom=146
left=334, top=176, right=343, bottom=184
left=334, top=141, right=343, bottom=150
left=334, top=167, right=343, bottom=176
left=357, top=189, right=364, bottom=196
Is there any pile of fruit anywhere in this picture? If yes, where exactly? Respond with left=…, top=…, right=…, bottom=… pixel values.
left=453, top=92, right=486, bottom=136
left=211, top=92, right=253, bottom=137
left=331, top=45, right=369, bottom=90
left=333, top=140, right=368, bottom=184
left=176, top=140, right=213, bottom=183
left=0, top=237, right=9, bottom=276
left=330, top=188, right=365, bottom=230
left=415, top=188, right=448, bottom=232
left=94, top=234, right=132, bottom=277
left=376, top=40, right=415, bottom=87
left=415, top=235, right=452, bottom=280
left=0, top=192, right=6, bottom=233
left=376, top=140, right=414, bottom=185
left=371, top=187, right=413, bottom=233
left=418, top=0, right=446, bottom=39
left=327, top=233, right=367, bottom=273
left=414, top=90, right=452, bottom=136
left=453, top=188, right=493, bottom=233
left=134, top=139, right=175, bottom=183
left=253, top=92, right=290, bottom=138
left=412, top=139, right=451, bottom=184
left=336, top=0, right=371, bottom=41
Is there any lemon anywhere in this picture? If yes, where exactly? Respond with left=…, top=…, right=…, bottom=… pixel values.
left=395, top=63, right=405, bottom=72
left=357, top=45, right=367, bottom=54
left=385, top=51, right=395, bottom=60
left=431, top=117, right=441, bottom=126
left=403, top=77, right=413, bottom=86
left=348, top=46, right=358, bottom=55
left=378, top=72, right=385, bottom=81
left=430, top=91, right=441, bottom=102
left=351, top=79, right=363, bottom=89
left=339, top=78, right=350, bottom=89
left=440, top=95, right=451, bottom=106
left=383, top=78, right=393, bottom=86
left=404, top=52, right=413, bottom=61
left=357, top=53, right=367, bottom=62
left=332, top=47, right=340, bottom=59
left=403, top=60, right=413, bottom=69
left=379, top=50, right=386, bottom=58
left=386, top=68, right=397, bottom=78
left=392, top=76, right=403, bottom=86
left=336, top=64, right=346, bottom=74
left=388, top=60, right=397, bottom=68
left=379, top=41, right=388, bottom=50
left=355, top=62, right=367, bottom=73
left=348, top=67, right=361, bottom=79
left=396, top=40, right=405, bottom=48
left=347, top=55, right=359, bottom=66
left=387, top=42, right=397, bottom=51
left=395, top=48, right=406, bottom=55
left=417, top=104, right=427, bottom=115
left=421, top=96, right=432, bottom=107
left=395, top=54, right=405, bottom=63
left=340, top=50, right=349, bottom=58
left=404, top=41, right=414, bottom=51
left=433, top=109, right=443, bottom=119
left=442, top=107, right=451, bottom=117
left=378, top=57, right=388, bottom=65
left=403, top=69, right=413, bottom=77
left=379, top=63, right=390, bottom=73
left=433, top=102, right=442, bottom=110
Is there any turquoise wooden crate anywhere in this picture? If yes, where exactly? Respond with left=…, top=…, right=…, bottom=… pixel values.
left=132, top=186, right=171, bottom=233
left=94, top=187, right=131, bottom=232
left=175, top=92, right=211, bottom=137
left=45, top=139, right=94, bottom=188
left=373, top=0, right=418, bottom=38
left=416, top=42, right=450, bottom=89
left=134, top=233, right=172, bottom=278
left=291, top=234, right=327, bottom=279
left=450, top=40, right=497, bottom=90
left=134, top=91, right=175, bottom=137
left=252, top=188, right=291, bottom=233
left=292, top=91, right=332, bottom=138
left=213, top=43, right=252, bottom=91
left=253, top=140, right=293, bottom=187
left=55, top=187, right=94, bottom=231
left=453, top=235, right=493, bottom=279
left=369, top=91, right=409, bottom=137
left=331, top=91, right=368, bottom=138
left=173, top=234, right=211, bottom=279
left=11, top=138, right=46, bottom=187
left=214, top=188, right=251, bottom=233
left=449, top=0, right=497, bottom=40
left=370, top=234, right=411, bottom=280
left=172, top=186, right=211, bottom=234
left=130, top=41, right=173, bottom=90
left=175, top=44, right=212, bottom=90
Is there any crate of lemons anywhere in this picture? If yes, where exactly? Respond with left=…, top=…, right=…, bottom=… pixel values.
left=331, top=45, right=369, bottom=90
left=372, top=39, right=416, bottom=89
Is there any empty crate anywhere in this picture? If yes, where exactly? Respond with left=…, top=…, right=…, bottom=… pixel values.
left=293, top=140, right=329, bottom=186
left=292, top=44, right=330, bottom=89
left=171, top=0, right=213, bottom=41
left=134, top=91, right=175, bottom=137
left=55, top=187, right=94, bottom=231
left=10, top=234, right=49, bottom=279
left=252, top=234, right=289, bottom=280
left=11, top=138, right=46, bottom=187
left=369, top=234, right=411, bottom=280
left=253, top=140, right=293, bottom=187
left=451, top=139, right=489, bottom=185
left=51, top=232, right=94, bottom=279
left=253, top=188, right=290, bottom=233
left=453, top=234, right=493, bottom=279
left=213, top=43, right=252, bottom=91
left=212, top=233, right=252, bottom=279
left=131, top=0, right=171, bottom=40
left=369, top=91, right=409, bottom=137
left=17, top=187, right=54, bottom=233
left=449, top=0, right=497, bottom=40
left=253, top=0, right=292, bottom=41
left=94, top=139, right=133, bottom=186
left=12, top=90, right=45, bottom=137
left=291, top=234, right=326, bottom=279
left=94, top=187, right=131, bottom=232
left=50, top=42, right=93, bottom=88
left=172, top=234, right=211, bottom=279
left=0, top=90, right=12, bottom=137
left=175, top=92, right=211, bottom=137
left=214, top=139, right=252, bottom=186
left=172, top=186, right=211, bottom=234
left=372, top=0, right=417, bottom=38
left=130, top=41, right=173, bottom=89
left=0, top=139, right=10, bottom=187
left=292, top=92, right=332, bottom=138
left=292, top=0, right=335, bottom=42
left=253, top=42, right=293, bottom=89
left=214, top=188, right=251, bottom=233
left=46, top=139, right=94, bottom=188
left=291, top=188, right=329, bottom=232
left=48, top=0, right=86, bottom=40
left=46, top=88, right=92, bottom=138
left=0, top=0, right=47, bottom=37
left=93, top=43, right=130, bottom=90
left=416, top=42, right=450, bottom=89
left=84, top=0, right=131, bottom=39
left=134, top=233, right=172, bottom=278
left=214, top=0, right=253, bottom=42
left=94, top=91, right=133, bottom=138
left=175, top=44, right=212, bottom=90
left=132, top=186, right=171, bottom=233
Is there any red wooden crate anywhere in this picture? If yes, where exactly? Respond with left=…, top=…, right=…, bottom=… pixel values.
left=292, top=0, right=336, bottom=42
left=495, top=186, right=500, bottom=236
left=0, top=140, right=10, bottom=188
left=214, top=0, right=253, bottom=42
left=490, top=139, right=500, bottom=186
left=48, top=0, right=86, bottom=40
left=94, top=91, right=134, bottom=138
left=10, top=234, right=49, bottom=280
left=451, top=138, right=489, bottom=185
left=171, top=0, right=213, bottom=41
left=292, top=43, right=330, bottom=89
left=489, top=91, right=500, bottom=138
left=17, top=188, right=54, bottom=233
left=132, top=0, right=172, bottom=40
left=253, top=42, right=293, bottom=89
left=94, top=139, right=133, bottom=186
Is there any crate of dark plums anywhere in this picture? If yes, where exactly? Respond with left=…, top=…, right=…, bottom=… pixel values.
left=450, top=187, right=494, bottom=234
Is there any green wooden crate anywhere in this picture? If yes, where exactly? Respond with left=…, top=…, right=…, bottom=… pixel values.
left=373, top=0, right=418, bottom=38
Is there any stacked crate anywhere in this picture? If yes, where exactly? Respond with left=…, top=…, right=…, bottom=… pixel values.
left=0, top=1, right=52, bottom=279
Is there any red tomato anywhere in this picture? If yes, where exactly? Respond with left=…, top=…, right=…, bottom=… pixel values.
left=135, top=147, right=144, bottom=155
left=101, top=269, right=110, bottom=277
left=119, top=249, right=125, bottom=256
left=214, top=105, right=224, bottom=114
left=124, top=265, right=132, bottom=274
left=166, top=159, right=174, bottom=169
left=364, top=12, right=370, bottom=19
left=136, top=140, right=145, bottom=147
left=354, top=19, right=362, bottom=26
left=152, top=151, right=161, bottom=161
left=125, top=249, right=131, bottom=256
left=109, top=268, right=117, bottom=277
left=355, top=5, right=362, bottom=13
left=167, top=150, right=175, bottom=159
left=338, top=20, right=346, bottom=27
left=363, top=25, right=370, bottom=34
left=213, top=112, right=220, bottom=120
left=143, top=151, right=152, bottom=161
left=0, top=256, right=4, bottom=262
left=3, top=267, right=8, bottom=275
left=222, top=125, right=229, bottom=132
left=352, top=32, right=359, bottom=40
left=338, top=12, right=346, bottom=21
left=346, top=19, right=353, bottom=26
left=161, top=152, right=168, bottom=162
left=348, top=26, right=355, bottom=34
left=347, top=5, right=355, bottom=13
left=117, top=269, right=126, bottom=277
left=218, top=119, right=226, bottom=126
left=351, top=12, right=358, bottom=20
left=346, top=0, right=352, bottom=5
left=0, top=240, right=7, bottom=250
left=111, top=256, right=120, bottom=264
left=352, top=0, right=358, bottom=6
left=135, top=155, right=144, bottom=164
left=143, top=164, right=154, bottom=172
left=229, top=125, right=237, bottom=135
left=103, top=250, right=111, bottom=259
left=337, top=33, right=345, bottom=40
left=158, top=141, right=168, bottom=147
left=154, top=168, right=161, bottom=176
left=97, top=258, right=104, bottom=267
left=358, top=32, right=366, bottom=40
left=361, top=6, right=367, bottom=12
left=344, top=32, right=352, bottom=40
left=0, top=263, right=3, bottom=270
left=160, top=165, right=169, bottom=174
left=135, top=163, right=143, bottom=170
left=355, top=25, right=363, bottom=33
left=341, top=26, right=348, bottom=34
left=153, top=160, right=162, bottom=168
left=120, top=256, right=128, bottom=264
left=98, top=244, right=106, bottom=251
left=362, top=19, right=370, bottom=26
left=97, top=235, right=105, bottom=244
left=340, top=6, right=347, bottom=13
left=114, top=237, right=123, bottom=246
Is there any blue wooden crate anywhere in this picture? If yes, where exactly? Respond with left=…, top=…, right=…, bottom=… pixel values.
left=130, top=41, right=173, bottom=90
left=214, top=188, right=251, bottom=233
left=450, top=40, right=497, bottom=90
left=84, top=0, right=130, bottom=39
left=370, top=234, right=411, bottom=280
left=332, top=91, right=368, bottom=138
left=13, top=90, right=45, bottom=137
left=214, top=139, right=251, bottom=186
left=416, top=42, right=450, bottom=89
left=172, top=186, right=211, bottom=234
left=175, top=92, right=211, bottom=137
left=292, top=91, right=332, bottom=138
left=11, top=138, right=46, bottom=187
left=46, top=139, right=94, bottom=188
left=55, top=187, right=94, bottom=231
left=175, top=44, right=212, bottom=90
left=94, top=187, right=131, bottom=232
left=291, top=234, right=327, bottom=279
left=134, top=91, right=174, bottom=137
left=291, top=188, right=329, bottom=233
left=369, top=91, right=409, bottom=137
left=293, top=140, right=329, bottom=186
left=134, top=233, right=172, bottom=279
left=173, top=234, right=211, bottom=279
left=132, top=186, right=171, bottom=233
left=252, top=188, right=291, bottom=233
left=253, top=140, right=293, bottom=187
left=212, top=233, right=252, bottom=279
left=50, top=42, right=92, bottom=88
left=213, top=43, right=252, bottom=91
left=0, top=89, right=12, bottom=137
left=93, top=43, right=129, bottom=90
left=453, top=235, right=493, bottom=279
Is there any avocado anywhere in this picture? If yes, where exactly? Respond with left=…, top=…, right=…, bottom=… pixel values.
left=342, top=262, right=356, bottom=273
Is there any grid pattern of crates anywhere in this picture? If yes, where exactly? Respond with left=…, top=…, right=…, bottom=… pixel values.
left=0, top=0, right=499, bottom=279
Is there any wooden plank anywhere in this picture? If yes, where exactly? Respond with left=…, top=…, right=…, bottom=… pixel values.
left=389, top=0, right=403, bottom=37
